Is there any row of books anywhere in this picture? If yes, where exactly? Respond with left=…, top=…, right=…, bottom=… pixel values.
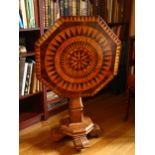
left=106, top=0, right=125, bottom=23
left=19, top=0, right=39, bottom=29
left=19, top=0, right=127, bottom=29
left=92, top=0, right=125, bottom=23
left=43, top=0, right=93, bottom=27
left=19, top=58, right=42, bottom=96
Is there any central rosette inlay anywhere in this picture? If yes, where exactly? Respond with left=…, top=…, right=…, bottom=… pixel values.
left=68, top=48, right=90, bottom=71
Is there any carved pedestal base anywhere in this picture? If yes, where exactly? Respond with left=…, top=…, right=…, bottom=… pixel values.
left=51, top=97, right=102, bottom=151
left=51, top=116, right=102, bottom=151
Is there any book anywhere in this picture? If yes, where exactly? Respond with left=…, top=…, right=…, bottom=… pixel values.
left=72, top=0, right=76, bottom=16
left=21, top=62, right=28, bottom=96
left=116, top=25, right=122, bottom=38
left=45, top=0, right=48, bottom=27
left=56, top=0, right=60, bottom=20
left=28, top=0, right=35, bottom=28
left=19, top=12, right=24, bottom=28
left=30, top=63, right=37, bottom=93
left=27, top=61, right=34, bottom=94
left=93, top=0, right=100, bottom=16
left=59, top=0, right=64, bottom=16
left=87, top=0, right=92, bottom=16
left=24, top=0, right=30, bottom=28
left=80, top=0, right=88, bottom=16
left=33, top=0, right=39, bottom=27
left=50, top=0, right=54, bottom=25
left=20, top=0, right=27, bottom=28
left=68, top=0, right=72, bottom=16
left=24, top=62, right=33, bottom=95
left=43, top=0, right=46, bottom=27
left=19, top=57, right=26, bottom=96
left=64, top=0, right=69, bottom=16
left=48, top=0, right=51, bottom=26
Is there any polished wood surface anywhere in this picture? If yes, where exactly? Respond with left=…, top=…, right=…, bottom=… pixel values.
left=35, top=16, right=121, bottom=98
left=19, top=93, right=135, bottom=155
left=35, top=16, right=121, bottom=150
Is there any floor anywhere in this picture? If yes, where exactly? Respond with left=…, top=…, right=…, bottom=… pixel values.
left=19, top=92, right=135, bottom=155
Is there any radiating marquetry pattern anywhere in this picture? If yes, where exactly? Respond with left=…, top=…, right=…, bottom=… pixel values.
left=35, top=16, right=121, bottom=98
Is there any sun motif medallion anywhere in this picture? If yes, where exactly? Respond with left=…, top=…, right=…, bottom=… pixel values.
left=35, top=16, right=121, bottom=98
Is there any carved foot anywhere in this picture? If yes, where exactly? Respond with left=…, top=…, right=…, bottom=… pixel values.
left=89, top=123, right=102, bottom=138
left=51, top=127, right=66, bottom=142
left=73, top=135, right=90, bottom=151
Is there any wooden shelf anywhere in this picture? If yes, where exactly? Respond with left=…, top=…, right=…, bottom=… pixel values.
left=19, top=91, right=42, bottom=100
left=108, top=22, right=128, bottom=26
left=19, top=52, right=35, bottom=57
left=19, top=112, right=43, bottom=130
left=19, top=27, right=40, bottom=32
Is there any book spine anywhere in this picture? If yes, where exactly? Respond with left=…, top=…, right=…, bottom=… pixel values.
left=50, top=0, right=54, bottom=25
left=19, top=57, right=26, bottom=95
left=28, top=0, right=35, bottom=28
left=120, top=0, right=125, bottom=22
left=100, top=0, right=105, bottom=19
left=56, top=0, right=60, bottom=20
left=21, top=62, right=28, bottom=96
left=33, top=0, right=39, bottom=27
left=43, top=0, right=46, bottom=27
left=27, top=62, right=34, bottom=94
left=72, top=0, right=76, bottom=16
left=24, top=63, right=31, bottom=95
left=76, top=0, right=80, bottom=16
left=68, top=0, right=72, bottom=16
left=19, top=13, right=24, bottom=28
left=30, top=63, right=37, bottom=93
left=48, top=0, right=51, bottom=26
left=20, top=0, right=27, bottom=28
left=64, top=0, right=69, bottom=16
left=59, top=0, right=64, bottom=16
left=45, top=0, right=49, bottom=27
left=93, top=0, right=99, bottom=16
left=24, top=0, right=30, bottom=28
left=80, top=0, right=87, bottom=16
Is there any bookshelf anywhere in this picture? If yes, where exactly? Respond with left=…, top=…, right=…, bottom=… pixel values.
left=126, top=36, right=135, bottom=82
left=19, top=0, right=133, bottom=129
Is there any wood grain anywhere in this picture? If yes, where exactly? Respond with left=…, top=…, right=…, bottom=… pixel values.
left=35, top=16, right=121, bottom=98
left=20, top=93, right=135, bottom=154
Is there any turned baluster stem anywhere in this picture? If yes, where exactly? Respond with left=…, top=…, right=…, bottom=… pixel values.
left=69, top=97, right=84, bottom=123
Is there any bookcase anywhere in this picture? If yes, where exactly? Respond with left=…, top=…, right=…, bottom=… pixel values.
left=126, top=36, right=135, bottom=82
left=19, top=0, right=133, bottom=129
